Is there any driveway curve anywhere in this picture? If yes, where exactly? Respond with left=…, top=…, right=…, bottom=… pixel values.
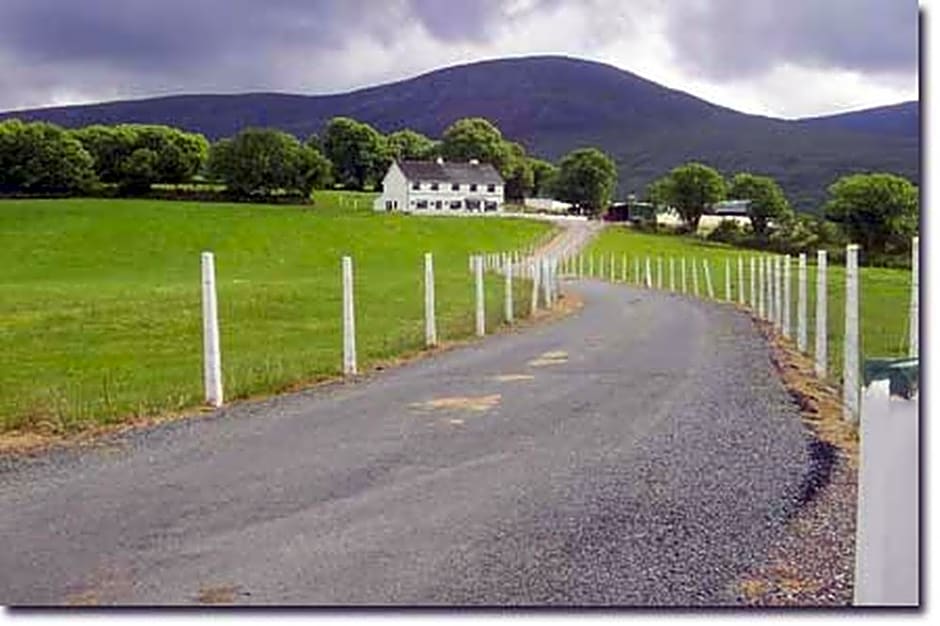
left=0, top=279, right=811, bottom=606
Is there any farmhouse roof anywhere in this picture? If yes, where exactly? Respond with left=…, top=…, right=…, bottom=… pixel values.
left=397, top=159, right=503, bottom=185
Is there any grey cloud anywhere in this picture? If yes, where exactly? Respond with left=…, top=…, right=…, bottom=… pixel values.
left=664, top=0, right=918, bottom=80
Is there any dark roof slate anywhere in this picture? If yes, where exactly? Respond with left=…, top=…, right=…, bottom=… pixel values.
left=397, top=160, right=503, bottom=185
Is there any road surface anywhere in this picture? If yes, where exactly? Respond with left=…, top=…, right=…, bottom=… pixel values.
left=0, top=280, right=811, bottom=606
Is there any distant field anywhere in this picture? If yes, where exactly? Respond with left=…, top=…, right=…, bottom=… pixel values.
left=0, top=195, right=553, bottom=433
left=585, top=226, right=914, bottom=382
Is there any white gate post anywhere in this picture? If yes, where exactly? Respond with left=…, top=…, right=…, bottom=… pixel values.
left=504, top=254, right=514, bottom=324
left=201, top=252, right=223, bottom=407
left=783, top=255, right=792, bottom=339
left=815, top=250, right=828, bottom=378
left=342, top=255, right=357, bottom=376
left=669, top=257, right=676, bottom=292
left=725, top=257, right=731, bottom=302
left=844, top=244, right=861, bottom=422
left=424, top=252, right=437, bottom=347
left=645, top=256, right=652, bottom=288
left=475, top=255, right=486, bottom=337
left=798, top=253, right=808, bottom=352
left=909, top=236, right=919, bottom=358
left=703, top=259, right=714, bottom=300
left=737, top=256, right=745, bottom=306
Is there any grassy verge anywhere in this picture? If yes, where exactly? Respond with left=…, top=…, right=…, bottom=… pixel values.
left=0, top=196, right=552, bottom=434
left=584, top=226, right=914, bottom=384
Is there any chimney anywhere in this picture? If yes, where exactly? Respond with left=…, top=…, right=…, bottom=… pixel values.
left=469, top=159, right=479, bottom=165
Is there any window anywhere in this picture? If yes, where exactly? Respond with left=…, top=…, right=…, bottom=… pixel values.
left=430, top=182, right=439, bottom=191
left=450, top=200, right=462, bottom=210
left=435, top=201, right=443, bottom=210
left=465, top=199, right=481, bottom=211
left=469, top=184, right=478, bottom=192
left=485, top=201, right=498, bottom=212
left=385, top=200, right=393, bottom=211
left=487, top=184, right=496, bottom=193
left=412, top=181, right=421, bottom=190
left=416, top=200, right=428, bottom=209
left=451, top=183, right=460, bottom=191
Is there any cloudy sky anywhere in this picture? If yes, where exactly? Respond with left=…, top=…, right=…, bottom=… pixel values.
left=0, top=0, right=919, bottom=118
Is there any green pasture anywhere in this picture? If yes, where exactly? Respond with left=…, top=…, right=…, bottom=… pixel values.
left=0, top=196, right=551, bottom=433
left=584, top=226, right=914, bottom=383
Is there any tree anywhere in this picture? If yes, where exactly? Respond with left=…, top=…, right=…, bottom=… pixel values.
left=729, top=172, right=792, bottom=237
left=650, top=162, right=726, bottom=231
left=208, top=127, right=328, bottom=198
left=439, top=118, right=509, bottom=170
left=386, top=129, right=436, bottom=161
left=0, top=119, right=96, bottom=194
left=529, top=158, right=558, bottom=197
left=68, top=124, right=138, bottom=183
left=553, top=148, right=618, bottom=216
left=502, top=142, right=534, bottom=201
left=322, top=117, right=388, bottom=189
left=824, top=172, right=918, bottom=256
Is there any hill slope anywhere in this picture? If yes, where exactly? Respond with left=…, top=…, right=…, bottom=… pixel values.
left=0, top=56, right=919, bottom=211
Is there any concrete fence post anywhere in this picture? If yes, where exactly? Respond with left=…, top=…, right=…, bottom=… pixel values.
left=815, top=250, right=828, bottom=378
left=531, top=259, right=541, bottom=313
left=910, top=236, right=919, bottom=358
left=783, top=255, right=792, bottom=339
left=724, top=258, right=732, bottom=301
left=691, top=258, right=700, bottom=297
left=844, top=243, right=861, bottom=422
left=424, top=252, right=437, bottom=347
left=645, top=256, right=652, bottom=288
left=749, top=257, right=756, bottom=310
left=703, top=259, right=714, bottom=300
left=669, top=257, right=676, bottom=292
left=342, top=255, right=358, bottom=376
left=201, top=252, right=223, bottom=407
left=737, top=256, right=745, bottom=306
left=475, top=255, right=486, bottom=337
left=504, top=255, right=514, bottom=324
left=681, top=257, right=688, bottom=294
left=798, top=253, right=808, bottom=352
left=757, top=257, right=765, bottom=318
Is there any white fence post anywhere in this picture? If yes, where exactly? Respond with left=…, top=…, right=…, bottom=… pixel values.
left=854, top=377, right=919, bottom=606
left=768, top=256, right=777, bottom=326
left=475, top=255, right=486, bottom=336
left=757, top=257, right=765, bottom=318
left=634, top=257, right=641, bottom=284
left=737, top=256, right=745, bottom=306
left=504, top=254, right=514, bottom=324
left=578, top=253, right=584, bottom=278
left=342, top=255, right=357, bottom=376
left=621, top=253, right=627, bottom=282
left=798, top=253, right=808, bottom=352
left=645, top=256, right=652, bottom=288
left=703, top=259, right=714, bottom=300
left=669, top=257, right=676, bottom=292
left=424, top=252, right=437, bottom=347
left=610, top=253, right=615, bottom=282
left=691, top=258, right=700, bottom=297
left=724, top=258, right=731, bottom=301
left=681, top=257, right=688, bottom=294
left=589, top=253, right=595, bottom=278
left=542, top=257, right=552, bottom=307
left=656, top=257, right=663, bottom=289
left=909, top=236, right=919, bottom=358
left=749, top=257, right=756, bottom=310
left=815, top=250, right=828, bottom=378
left=844, top=243, right=861, bottom=422
left=201, top=252, right=223, bottom=407
left=783, top=255, right=792, bottom=339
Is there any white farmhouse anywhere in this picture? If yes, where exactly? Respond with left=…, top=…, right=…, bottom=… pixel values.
left=373, top=157, right=505, bottom=213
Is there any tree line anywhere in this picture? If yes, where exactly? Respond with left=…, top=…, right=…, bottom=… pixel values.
left=0, top=115, right=618, bottom=210
left=643, top=162, right=918, bottom=264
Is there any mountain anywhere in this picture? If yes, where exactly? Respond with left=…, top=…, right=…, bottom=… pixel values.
left=0, top=56, right=919, bottom=211
left=795, top=101, right=919, bottom=138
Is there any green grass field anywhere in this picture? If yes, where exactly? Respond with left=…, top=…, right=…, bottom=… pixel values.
left=584, top=226, right=915, bottom=383
left=0, top=195, right=552, bottom=433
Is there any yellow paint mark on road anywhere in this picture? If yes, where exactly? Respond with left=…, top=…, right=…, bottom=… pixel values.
left=528, top=350, right=569, bottom=367
left=196, top=584, right=243, bottom=604
left=492, top=374, right=535, bottom=382
left=411, top=394, right=501, bottom=412
left=65, top=590, right=99, bottom=606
